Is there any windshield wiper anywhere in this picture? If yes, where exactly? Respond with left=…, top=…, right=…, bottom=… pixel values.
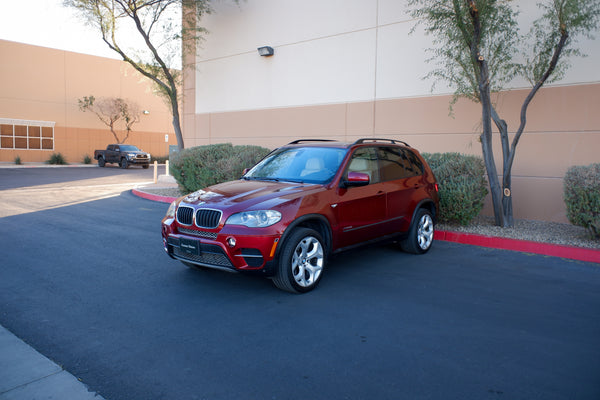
left=244, top=176, right=281, bottom=182
left=245, top=176, right=308, bottom=184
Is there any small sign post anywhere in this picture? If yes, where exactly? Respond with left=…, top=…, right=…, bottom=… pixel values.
left=165, top=134, right=169, bottom=172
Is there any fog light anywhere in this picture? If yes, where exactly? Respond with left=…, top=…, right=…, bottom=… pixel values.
left=227, top=237, right=236, bottom=248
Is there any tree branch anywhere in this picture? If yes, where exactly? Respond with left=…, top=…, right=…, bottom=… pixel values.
left=507, top=30, right=569, bottom=173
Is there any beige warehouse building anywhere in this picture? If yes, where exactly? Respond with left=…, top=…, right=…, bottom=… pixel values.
left=0, top=39, right=176, bottom=164
left=183, top=0, right=600, bottom=223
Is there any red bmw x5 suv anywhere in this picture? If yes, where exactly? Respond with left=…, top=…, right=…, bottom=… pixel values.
left=161, top=138, right=439, bottom=293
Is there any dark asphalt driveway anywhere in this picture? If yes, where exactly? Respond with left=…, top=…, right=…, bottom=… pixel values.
left=0, top=167, right=599, bottom=400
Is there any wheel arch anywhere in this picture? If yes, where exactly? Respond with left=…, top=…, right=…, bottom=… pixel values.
left=412, top=199, right=438, bottom=225
left=276, top=214, right=332, bottom=259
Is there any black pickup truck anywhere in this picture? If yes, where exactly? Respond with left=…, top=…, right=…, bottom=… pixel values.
left=94, top=144, right=151, bottom=169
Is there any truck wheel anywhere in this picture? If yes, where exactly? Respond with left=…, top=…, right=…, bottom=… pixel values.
left=98, top=157, right=105, bottom=167
left=272, top=227, right=325, bottom=293
left=120, top=158, right=129, bottom=169
left=142, top=164, right=149, bottom=169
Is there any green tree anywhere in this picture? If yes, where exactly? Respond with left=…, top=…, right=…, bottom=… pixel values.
left=408, top=0, right=600, bottom=227
left=65, top=0, right=224, bottom=151
left=78, top=95, right=141, bottom=143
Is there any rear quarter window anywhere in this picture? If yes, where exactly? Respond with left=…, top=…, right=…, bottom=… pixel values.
left=378, top=147, right=424, bottom=181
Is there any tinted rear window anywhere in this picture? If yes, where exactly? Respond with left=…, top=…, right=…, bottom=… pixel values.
left=378, top=147, right=424, bottom=181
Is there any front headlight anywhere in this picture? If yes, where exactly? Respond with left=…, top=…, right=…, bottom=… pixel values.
left=226, top=210, right=282, bottom=228
left=128, top=153, right=136, bottom=158
left=166, top=201, right=177, bottom=218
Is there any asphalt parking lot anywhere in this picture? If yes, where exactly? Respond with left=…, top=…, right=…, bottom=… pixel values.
left=1, top=166, right=599, bottom=400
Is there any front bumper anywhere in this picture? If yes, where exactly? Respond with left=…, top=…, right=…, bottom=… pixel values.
left=127, top=157, right=150, bottom=164
left=161, top=217, right=280, bottom=275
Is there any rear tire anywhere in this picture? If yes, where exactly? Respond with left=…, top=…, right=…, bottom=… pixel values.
left=98, top=157, right=105, bottom=167
left=273, top=228, right=325, bottom=293
left=400, top=208, right=434, bottom=254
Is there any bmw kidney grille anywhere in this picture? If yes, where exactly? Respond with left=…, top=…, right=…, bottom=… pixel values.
left=196, top=209, right=222, bottom=229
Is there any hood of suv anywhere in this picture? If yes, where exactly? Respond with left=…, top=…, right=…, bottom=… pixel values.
left=179, top=179, right=322, bottom=211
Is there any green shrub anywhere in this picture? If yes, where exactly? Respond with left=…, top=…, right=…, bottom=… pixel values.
left=14, top=155, right=22, bottom=165
left=422, top=152, right=488, bottom=225
left=564, top=164, right=600, bottom=239
left=83, top=154, right=92, bottom=164
left=47, top=153, right=68, bottom=165
left=170, top=143, right=271, bottom=193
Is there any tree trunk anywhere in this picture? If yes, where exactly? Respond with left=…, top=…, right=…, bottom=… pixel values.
left=481, top=130, right=504, bottom=226
left=109, top=124, right=122, bottom=144
left=171, top=91, right=185, bottom=152
left=502, top=172, right=514, bottom=227
left=491, top=106, right=514, bottom=227
left=468, top=0, right=505, bottom=227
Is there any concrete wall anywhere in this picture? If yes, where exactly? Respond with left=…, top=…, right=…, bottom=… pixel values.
left=0, top=39, right=176, bottom=163
left=183, top=0, right=600, bottom=223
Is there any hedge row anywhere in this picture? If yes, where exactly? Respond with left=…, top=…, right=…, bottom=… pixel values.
left=422, top=152, right=488, bottom=226
left=564, top=163, right=600, bottom=239
left=170, top=143, right=271, bottom=193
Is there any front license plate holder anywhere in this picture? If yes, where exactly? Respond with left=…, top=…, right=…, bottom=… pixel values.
left=179, top=238, right=200, bottom=256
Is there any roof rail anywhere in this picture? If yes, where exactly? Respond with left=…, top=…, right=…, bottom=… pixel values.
left=287, top=139, right=338, bottom=145
left=353, top=138, right=411, bottom=147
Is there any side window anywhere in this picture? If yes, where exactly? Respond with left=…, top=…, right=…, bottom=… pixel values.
left=346, top=147, right=380, bottom=184
left=405, top=149, right=424, bottom=175
left=378, top=147, right=423, bottom=181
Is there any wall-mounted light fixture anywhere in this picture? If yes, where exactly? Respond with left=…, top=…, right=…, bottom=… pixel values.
left=142, top=110, right=150, bottom=115
left=257, top=46, right=274, bottom=57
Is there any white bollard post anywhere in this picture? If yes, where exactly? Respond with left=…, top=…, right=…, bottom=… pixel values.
left=153, top=161, right=158, bottom=184
left=166, top=160, right=170, bottom=176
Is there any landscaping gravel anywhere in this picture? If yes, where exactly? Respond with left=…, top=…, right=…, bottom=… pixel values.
left=143, top=186, right=599, bottom=250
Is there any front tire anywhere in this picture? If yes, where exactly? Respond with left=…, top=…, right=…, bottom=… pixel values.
left=273, top=228, right=326, bottom=293
left=400, top=208, right=434, bottom=254
left=120, top=158, right=129, bottom=169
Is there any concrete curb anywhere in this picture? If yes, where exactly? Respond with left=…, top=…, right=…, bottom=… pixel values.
left=0, top=163, right=98, bottom=168
left=131, top=188, right=176, bottom=204
left=132, top=189, right=600, bottom=264
left=0, top=326, right=105, bottom=400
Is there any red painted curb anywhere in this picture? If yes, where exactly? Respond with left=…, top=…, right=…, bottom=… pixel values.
left=131, top=188, right=176, bottom=204
left=435, top=230, right=600, bottom=264
left=131, top=189, right=600, bottom=264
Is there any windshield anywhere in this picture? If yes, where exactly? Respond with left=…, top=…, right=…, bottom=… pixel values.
left=244, top=147, right=347, bottom=184
left=120, top=145, right=140, bottom=152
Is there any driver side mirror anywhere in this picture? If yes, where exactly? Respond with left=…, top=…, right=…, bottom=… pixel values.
left=342, top=171, right=370, bottom=188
